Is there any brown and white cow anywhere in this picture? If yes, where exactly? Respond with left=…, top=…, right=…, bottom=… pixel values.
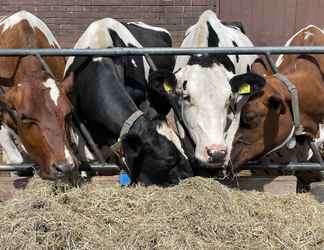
left=0, top=11, right=77, bottom=180
left=230, top=25, right=324, bottom=172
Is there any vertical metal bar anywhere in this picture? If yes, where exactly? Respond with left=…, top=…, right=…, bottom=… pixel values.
left=34, top=53, right=56, bottom=79
left=144, top=54, right=157, bottom=71
left=72, top=113, right=106, bottom=164
left=264, top=52, right=279, bottom=74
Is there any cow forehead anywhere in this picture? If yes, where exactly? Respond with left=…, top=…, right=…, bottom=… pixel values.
left=176, top=64, right=232, bottom=96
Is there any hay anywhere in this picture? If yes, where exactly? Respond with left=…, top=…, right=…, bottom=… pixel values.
left=0, top=177, right=324, bottom=250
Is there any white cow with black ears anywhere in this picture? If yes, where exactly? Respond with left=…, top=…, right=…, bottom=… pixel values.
left=149, top=10, right=263, bottom=169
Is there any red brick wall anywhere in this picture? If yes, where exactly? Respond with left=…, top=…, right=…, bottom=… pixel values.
left=2, top=0, right=322, bottom=48
left=0, top=0, right=219, bottom=47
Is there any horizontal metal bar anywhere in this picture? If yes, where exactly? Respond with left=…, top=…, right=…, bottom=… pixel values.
left=0, top=162, right=323, bottom=173
left=0, top=163, right=120, bottom=172
left=241, top=162, right=324, bottom=171
left=1, top=46, right=324, bottom=56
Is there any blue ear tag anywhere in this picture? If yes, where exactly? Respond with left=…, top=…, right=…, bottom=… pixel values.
left=119, top=170, right=131, bottom=186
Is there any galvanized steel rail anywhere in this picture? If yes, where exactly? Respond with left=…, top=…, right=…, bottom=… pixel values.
left=0, top=46, right=324, bottom=56
left=0, top=163, right=120, bottom=172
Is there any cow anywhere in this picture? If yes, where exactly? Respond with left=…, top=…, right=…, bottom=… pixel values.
left=65, top=18, right=193, bottom=185
left=230, top=25, right=324, bottom=176
left=0, top=11, right=77, bottom=180
left=148, top=10, right=261, bottom=169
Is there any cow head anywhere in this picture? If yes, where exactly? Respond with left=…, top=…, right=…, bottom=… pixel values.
left=122, top=116, right=193, bottom=186
left=0, top=72, right=78, bottom=180
left=230, top=75, right=294, bottom=170
left=148, top=67, right=265, bottom=168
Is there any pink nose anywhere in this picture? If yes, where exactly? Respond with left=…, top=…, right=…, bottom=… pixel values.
left=204, top=144, right=227, bottom=163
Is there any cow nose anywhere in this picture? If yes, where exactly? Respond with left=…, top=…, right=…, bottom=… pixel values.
left=205, top=144, right=227, bottom=163
left=52, top=163, right=74, bottom=174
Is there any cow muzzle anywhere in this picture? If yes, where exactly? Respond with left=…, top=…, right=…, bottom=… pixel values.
left=205, top=144, right=227, bottom=164
left=47, top=163, right=77, bottom=179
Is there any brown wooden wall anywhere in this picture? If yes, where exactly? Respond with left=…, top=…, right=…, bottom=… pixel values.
left=0, top=0, right=323, bottom=47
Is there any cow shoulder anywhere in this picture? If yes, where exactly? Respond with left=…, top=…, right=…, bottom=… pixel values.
left=124, top=22, right=175, bottom=72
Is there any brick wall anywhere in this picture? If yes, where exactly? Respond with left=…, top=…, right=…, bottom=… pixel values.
left=0, top=0, right=219, bottom=47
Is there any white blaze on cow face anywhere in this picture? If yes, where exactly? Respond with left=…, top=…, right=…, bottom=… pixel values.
left=42, top=78, right=60, bottom=106
left=176, top=63, right=234, bottom=162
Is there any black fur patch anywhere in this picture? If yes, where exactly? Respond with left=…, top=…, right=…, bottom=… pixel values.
left=232, top=41, right=239, bottom=63
left=188, top=54, right=235, bottom=74
left=207, top=21, right=220, bottom=47
left=221, top=21, right=246, bottom=34
left=186, top=21, right=236, bottom=73
left=229, top=72, right=266, bottom=94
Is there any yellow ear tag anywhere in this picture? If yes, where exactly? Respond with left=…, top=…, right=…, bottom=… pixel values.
left=163, top=81, right=173, bottom=93
left=239, top=83, right=251, bottom=95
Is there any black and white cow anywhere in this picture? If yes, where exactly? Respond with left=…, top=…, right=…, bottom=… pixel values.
left=65, top=18, right=193, bottom=185
left=149, top=10, right=263, bottom=169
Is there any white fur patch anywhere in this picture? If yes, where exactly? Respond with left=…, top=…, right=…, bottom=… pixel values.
left=173, top=10, right=255, bottom=163
left=0, top=124, right=25, bottom=164
left=70, top=125, right=95, bottom=161
left=64, top=18, right=149, bottom=78
left=64, top=146, right=74, bottom=164
left=131, top=58, right=137, bottom=67
left=156, top=122, right=187, bottom=159
left=0, top=10, right=60, bottom=47
left=127, top=21, right=171, bottom=35
left=43, top=78, right=60, bottom=106
left=174, top=9, right=256, bottom=74
left=304, top=31, right=314, bottom=40
left=92, top=57, right=103, bottom=62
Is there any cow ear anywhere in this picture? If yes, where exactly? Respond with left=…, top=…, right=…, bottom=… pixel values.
left=61, top=73, right=74, bottom=94
left=229, top=72, right=266, bottom=95
left=122, top=134, right=144, bottom=182
left=251, top=58, right=270, bottom=76
left=148, top=70, right=177, bottom=116
left=268, top=94, right=286, bottom=114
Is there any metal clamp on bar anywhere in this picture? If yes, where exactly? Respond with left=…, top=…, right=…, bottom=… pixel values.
left=264, top=53, right=303, bottom=135
left=273, top=73, right=303, bottom=135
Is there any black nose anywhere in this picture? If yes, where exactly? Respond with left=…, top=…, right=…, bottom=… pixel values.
left=52, top=164, right=73, bottom=173
left=207, top=150, right=226, bottom=163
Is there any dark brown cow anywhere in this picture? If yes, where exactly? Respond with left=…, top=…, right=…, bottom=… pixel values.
left=0, top=11, right=77, bottom=180
left=230, top=25, right=324, bottom=171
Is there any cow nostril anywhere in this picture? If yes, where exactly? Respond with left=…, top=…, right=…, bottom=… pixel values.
left=207, top=150, right=226, bottom=163
left=52, top=164, right=71, bottom=174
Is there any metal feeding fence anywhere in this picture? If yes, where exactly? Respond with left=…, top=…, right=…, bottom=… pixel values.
left=0, top=46, right=324, bottom=174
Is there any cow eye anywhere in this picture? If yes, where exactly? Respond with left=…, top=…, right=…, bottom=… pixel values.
left=21, top=115, right=37, bottom=124
left=183, top=80, right=188, bottom=90
left=241, top=111, right=258, bottom=127
left=183, top=93, right=191, bottom=103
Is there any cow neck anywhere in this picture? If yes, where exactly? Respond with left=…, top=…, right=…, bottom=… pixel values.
left=264, top=73, right=299, bottom=156
left=110, top=110, right=144, bottom=154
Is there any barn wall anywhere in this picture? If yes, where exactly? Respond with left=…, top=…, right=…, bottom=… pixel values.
left=0, top=0, right=323, bottom=47
left=0, top=0, right=220, bottom=47
left=219, top=0, right=324, bottom=46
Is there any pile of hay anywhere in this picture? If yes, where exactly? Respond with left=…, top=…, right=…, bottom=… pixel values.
left=0, top=177, right=324, bottom=249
